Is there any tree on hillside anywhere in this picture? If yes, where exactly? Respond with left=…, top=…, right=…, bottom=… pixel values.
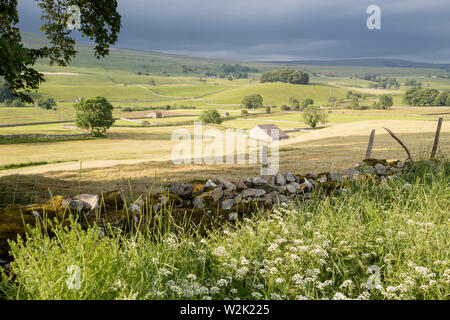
left=379, top=94, right=393, bottom=109
left=433, top=91, right=450, bottom=106
left=260, top=69, right=309, bottom=85
left=0, top=0, right=121, bottom=103
left=200, top=109, right=223, bottom=124
left=242, top=94, right=264, bottom=109
left=404, top=87, right=439, bottom=106
left=302, top=106, right=329, bottom=128
left=37, top=98, right=57, bottom=110
left=302, top=98, right=314, bottom=107
left=289, top=97, right=300, bottom=109
left=74, top=96, right=115, bottom=136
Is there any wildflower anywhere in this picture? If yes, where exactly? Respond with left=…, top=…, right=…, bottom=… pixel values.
left=269, top=267, right=278, bottom=275
left=231, top=288, right=238, bottom=294
left=170, top=285, right=182, bottom=296
left=275, top=278, right=284, bottom=284
left=217, top=279, right=229, bottom=287
left=253, top=283, right=264, bottom=290
left=235, top=267, right=249, bottom=280
left=270, top=293, right=282, bottom=300
left=210, top=286, right=220, bottom=294
left=113, top=279, right=122, bottom=291
left=159, top=268, right=172, bottom=276
left=333, top=292, right=348, bottom=300
left=316, top=280, right=332, bottom=290
left=414, top=266, right=431, bottom=276
left=252, top=292, right=263, bottom=299
left=187, top=274, right=197, bottom=281
left=356, top=291, right=370, bottom=300
left=200, top=238, right=207, bottom=245
left=213, top=246, right=227, bottom=257
left=273, top=258, right=283, bottom=264
left=339, top=280, right=354, bottom=290
left=290, top=254, right=299, bottom=261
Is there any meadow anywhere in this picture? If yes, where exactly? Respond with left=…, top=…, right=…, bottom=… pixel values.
left=0, top=33, right=449, bottom=301
left=1, top=159, right=448, bottom=300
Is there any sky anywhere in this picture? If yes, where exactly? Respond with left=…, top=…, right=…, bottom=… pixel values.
left=16, top=0, right=450, bottom=63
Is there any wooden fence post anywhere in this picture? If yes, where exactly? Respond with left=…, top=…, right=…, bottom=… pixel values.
left=430, top=117, right=443, bottom=159
left=12, top=174, right=19, bottom=204
left=261, top=145, right=269, bottom=175
left=366, top=129, right=376, bottom=159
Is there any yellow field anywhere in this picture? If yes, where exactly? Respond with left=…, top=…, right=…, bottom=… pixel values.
left=1, top=120, right=447, bottom=185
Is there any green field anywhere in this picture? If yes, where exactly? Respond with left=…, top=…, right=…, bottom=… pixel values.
left=0, top=32, right=449, bottom=176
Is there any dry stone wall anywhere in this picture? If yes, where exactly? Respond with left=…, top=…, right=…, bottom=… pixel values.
left=0, top=158, right=410, bottom=265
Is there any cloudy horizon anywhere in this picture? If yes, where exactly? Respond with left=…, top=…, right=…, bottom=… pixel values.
left=16, top=0, right=450, bottom=63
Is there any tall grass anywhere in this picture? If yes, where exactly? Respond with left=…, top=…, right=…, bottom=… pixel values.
left=1, top=160, right=449, bottom=300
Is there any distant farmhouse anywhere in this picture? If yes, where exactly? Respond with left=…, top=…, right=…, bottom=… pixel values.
left=147, top=111, right=163, bottom=118
left=249, top=124, right=289, bottom=142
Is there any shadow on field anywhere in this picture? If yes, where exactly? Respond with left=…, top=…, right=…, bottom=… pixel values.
left=0, top=131, right=448, bottom=206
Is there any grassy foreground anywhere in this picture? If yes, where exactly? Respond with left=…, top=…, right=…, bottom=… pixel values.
left=1, top=160, right=449, bottom=300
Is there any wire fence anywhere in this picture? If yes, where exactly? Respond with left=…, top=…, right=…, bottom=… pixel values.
left=0, top=118, right=446, bottom=207
left=0, top=176, right=168, bottom=207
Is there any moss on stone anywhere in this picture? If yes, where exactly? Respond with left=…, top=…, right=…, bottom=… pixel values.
left=102, top=191, right=125, bottom=211
left=363, top=158, right=387, bottom=167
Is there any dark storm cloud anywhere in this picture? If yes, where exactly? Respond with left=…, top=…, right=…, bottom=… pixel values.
left=16, top=0, right=450, bottom=62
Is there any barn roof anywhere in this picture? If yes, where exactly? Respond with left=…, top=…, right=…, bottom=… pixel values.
left=254, top=124, right=289, bottom=139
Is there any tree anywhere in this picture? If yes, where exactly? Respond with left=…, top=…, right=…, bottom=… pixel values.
left=302, top=98, right=314, bottom=107
left=379, top=95, right=393, bottom=109
left=404, top=87, right=439, bottom=106
left=289, top=97, right=300, bottom=109
left=200, top=109, right=223, bottom=124
left=350, top=98, right=359, bottom=109
left=242, top=94, right=263, bottom=109
left=302, top=106, right=329, bottom=128
left=37, top=98, right=57, bottom=110
left=74, top=96, right=115, bottom=136
left=0, top=86, right=14, bottom=103
left=434, top=91, right=449, bottom=106
left=0, top=0, right=121, bottom=103
left=260, top=69, right=309, bottom=85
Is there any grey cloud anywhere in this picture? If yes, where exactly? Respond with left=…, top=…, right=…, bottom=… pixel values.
left=16, top=0, right=450, bottom=63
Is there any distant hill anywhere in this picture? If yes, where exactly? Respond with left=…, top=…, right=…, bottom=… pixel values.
left=20, top=32, right=270, bottom=76
left=265, top=59, right=450, bottom=70
left=20, top=33, right=449, bottom=78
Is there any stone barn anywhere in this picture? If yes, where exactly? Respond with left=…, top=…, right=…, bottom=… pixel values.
left=249, top=124, right=289, bottom=142
left=147, top=111, right=163, bottom=118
